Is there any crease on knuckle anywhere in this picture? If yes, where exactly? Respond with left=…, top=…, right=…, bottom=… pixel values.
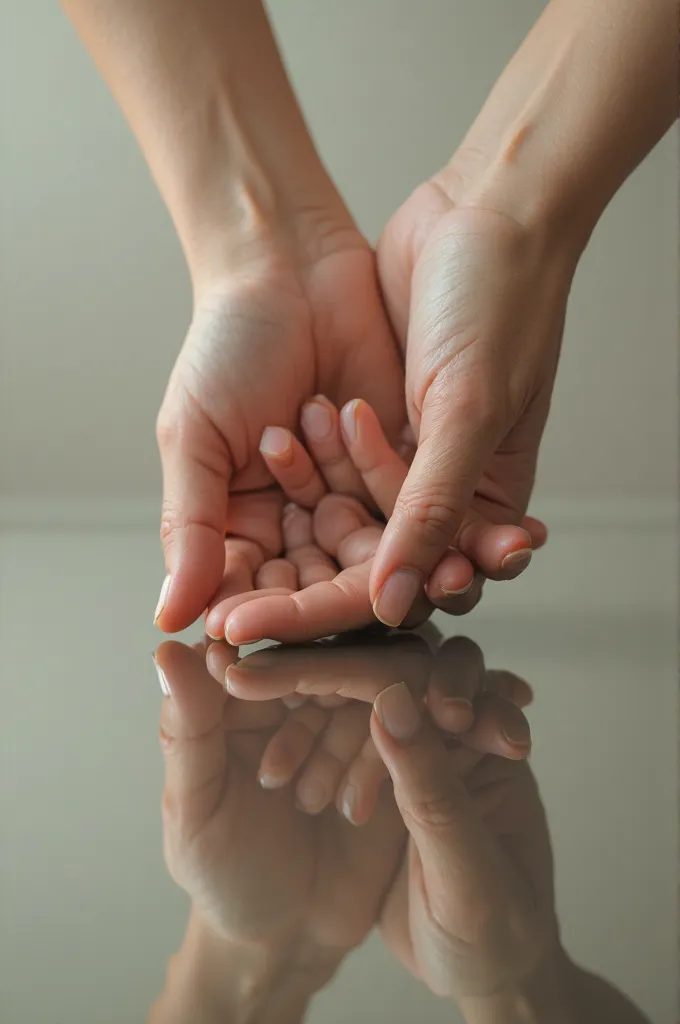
left=406, top=791, right=457, bottom=832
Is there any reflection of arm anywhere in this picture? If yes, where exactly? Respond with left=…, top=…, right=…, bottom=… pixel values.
left=148, top=911, right=328, bottom=1024
left=60, top=0, right=342, bottom=288
left=440, top=0, right=675, bottom=257
left=461, top=944, right=652, bottom=1024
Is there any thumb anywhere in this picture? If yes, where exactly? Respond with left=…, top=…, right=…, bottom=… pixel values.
left=369, top=373, right=504, bottom=625
left=371, top=682, right=506, bottom=937
left=155, top=408, right=231, bottom=632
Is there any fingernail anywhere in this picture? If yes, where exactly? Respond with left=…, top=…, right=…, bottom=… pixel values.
left=152, top=654, right=171, bottom=697
left=282, top=693, right=307, bottom=710
left=259, top=426, right=292, bottom=458
left=502, top=722, right=531, bottom=749
left=440, top=579, right=473, bottom=597
left=258, top=772, right=286, bottom=790
left=224, top=667, right=239, bottom=694
left=500, top=548, right=532, bottom=574
left=154, top=575, right=171, bottom=625
left=375, top=682, right=422, bottom=743
left=340, top=400, right=360, bottom=443
left=341, top=785, right=360, bottom=826
left=301, top=400, right=332, bottom=441
left=373, top=569, right=422, bottom=627
left=442, top=697, right=473, bottom=715
left=295, top=779, right=327, bottom=814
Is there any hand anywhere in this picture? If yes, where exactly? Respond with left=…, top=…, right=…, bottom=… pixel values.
left=204, top=396, right=548, bottom=644
left=154, top=639, right=406, bottom=982
left=369, top=178, right=575, bottom=626
left=214, top=631, right=533, bottom=826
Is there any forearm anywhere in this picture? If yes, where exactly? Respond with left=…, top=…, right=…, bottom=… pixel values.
left=149, top=912, right=329, bottom=1024
left=61, top=0, right=348, bottom=287
left=439, top=0, right=676, bottom=255
left=460, top=945, right=652, bottom=1024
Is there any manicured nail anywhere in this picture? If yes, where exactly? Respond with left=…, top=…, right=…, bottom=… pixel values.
left=152, top=654, right=171, bottom=697
left=259, top=426, right=292, bottom=458
left=341, top=785, right=360, bottom=826
left=500, top=548, right=532, bottom=575
left=440, top=579, right=473, bottom=597
left=340, top=400, right=360, bottom=443
left=258, top=772, right=286, bottom=790
left=154, top=575, right=171, bottom=625
left=295, top=779, right=327, bottom=814
left=375, top=682, right=422, bottom=742
left=301, top=399, right=332, bottom=441
left=373, top=569, right=422, bottom=627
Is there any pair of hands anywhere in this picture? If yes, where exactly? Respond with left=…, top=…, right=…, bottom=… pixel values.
left=154, top=180, right=567, bottom=639
left=152, top=632, right=560, bottom=1019
left=187, top=391, right=548, bottom=645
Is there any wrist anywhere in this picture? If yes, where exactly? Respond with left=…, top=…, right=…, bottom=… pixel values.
left=459, top=942, right=581, bottom=1024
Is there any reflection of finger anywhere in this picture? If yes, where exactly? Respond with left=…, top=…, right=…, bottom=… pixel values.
left=224, top=562, right=376, bottom=644
left=295, top=702, right=371, bottom=814
left=340, top=399, right=408, bottom=519
left=300, top=396, right=371, bottom=504
left=257, top=703, right=329, bottom=789
left=427, top=636, right=486, bottom=734
left=156, top=642, right=229, bottom=832
left=255, top=558, right=298, bottom=591
left=205, top=639, right=238, bottom=684
left=485, top=669, right=534, bottom=709
left=458, top=691, right=531, bottom=760
left=259, top=426, right=327, bottom=508
left=337, top=734, right=390, bottom=827
left=312, top=694, right=348, bottom=709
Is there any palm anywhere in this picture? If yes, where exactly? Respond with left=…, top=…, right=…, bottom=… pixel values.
left=379, top=756, right=556, bottom=999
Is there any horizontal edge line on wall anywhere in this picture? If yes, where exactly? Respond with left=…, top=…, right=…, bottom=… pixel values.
left=0, top=496, right=677, bottom=531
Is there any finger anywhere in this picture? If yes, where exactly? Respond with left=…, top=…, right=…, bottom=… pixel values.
left=155, top=411, right=231, bottom=633
left=424, top=549, right=475, bottom=601
left=522, top=515, right=548, bottom=551
left=457, top=691, right=531, bottom=761
left=337, top=733, right=390, bottom=827
left=282, top=502, right=314, bottom=548
left=281, top=503, right=338, bottom=585
left=370, top=682, right=508, bottom=935
left=427, top=572, right=486, bottom=617
left=426, top=636, right=486, bottom=734
left=255, top=558, right=299, bottom=590
left=208, top=587, right=295, bottom=643
left=294, top=702, right=372, bottom=815
left=300, top=395, right=371, bottom=504
left=369, top=375, right=503, bottom=626
left=455, top=517, right=533, bottom=581
left=205, top=537, right=263, bottom=639
left=485, top=669, right=534, bottom=709
left=313, top=494, right=381, bottom=566
left=339, top=399, right=409, bottom=519
left=259, top=426, right=327, bottom=509
left=257, top=703, right=329, bottom=789
left=155, top=642, right=230, bottom=833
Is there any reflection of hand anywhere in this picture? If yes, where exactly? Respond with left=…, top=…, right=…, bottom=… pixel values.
left=370, top=685, right=651, bottom=1023
left=217, top=632, right=532, bottom=827
left=153, top=641, right=405, bottom=999
left=205, top=396, right=547, bottom=644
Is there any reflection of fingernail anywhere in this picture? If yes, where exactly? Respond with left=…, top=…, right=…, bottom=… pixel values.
left=295, top=779, right=327, bottom=814
left=152, top=654, right=171, bottom=697
left=341, top=785, right=360, bottom=826
left=373, top=569, right=421, bottom=627
left=301, top=400, right=332, bottom=441
left=500, top=548, right=532, bottom=574
left=340, top=400, right=360, bottom=443
left=442, top=697, right=473, bottom=714
left=375, top=682, right=421, bottom=743
left=440, top=579, right=473, bottom=597
left=282, top=693, right=306, bottom=710
left=259, top=426, right=292, bottom=458
left=154, top=575, right=171, bottom=625
left=258, top=772, right=286, bottom=790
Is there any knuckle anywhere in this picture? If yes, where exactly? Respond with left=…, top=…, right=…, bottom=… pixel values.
left=406, top=790, right=458, bottom=832
left=392, top=497, right=461, bottom=547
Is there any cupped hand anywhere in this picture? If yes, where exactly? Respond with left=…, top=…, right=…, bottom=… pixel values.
left=370, top=679, right=559, bottom=1004
left=154, top=639, right=405, bottom=977
left=370, top=176, right=574, bottom=626
left=205, top=396, right=547, bottom=644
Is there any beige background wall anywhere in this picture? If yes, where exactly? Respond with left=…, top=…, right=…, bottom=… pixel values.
left=0, top=0, right=677, bottom=511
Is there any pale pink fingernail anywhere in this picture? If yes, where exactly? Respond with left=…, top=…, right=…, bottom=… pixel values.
left=154, top=574, right=171, bottom=625
left=500, top=548, right=532, bottom=575
left=373, top=569, right=421, bottom=627
left=440, top=579, right=473, bottom=597
left=301, top=400, right=332, bottom=441
left=341, top=784, right=361, bottom=826
left=259, top=426, right=291, bottom=458
left=152, top=654, right=171, bottom=697
left=258, top=772, right=287, bottom=790
left=340, top=400, right=360, bottom=443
